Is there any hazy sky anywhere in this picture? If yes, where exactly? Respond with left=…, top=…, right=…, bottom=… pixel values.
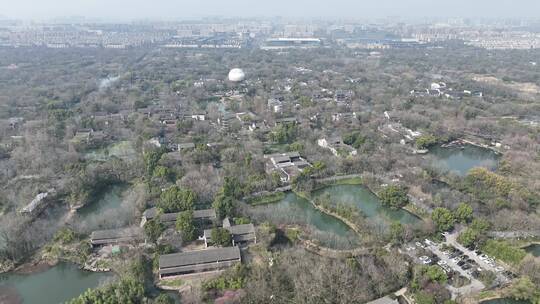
left=1, top=0, right=540, bottom=21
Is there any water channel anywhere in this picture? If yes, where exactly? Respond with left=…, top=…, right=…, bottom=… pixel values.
left=524, top=244, right=540, bottom=257
left=249, top=184, right=422, bottom=249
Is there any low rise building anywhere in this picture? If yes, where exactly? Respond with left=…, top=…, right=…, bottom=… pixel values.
left=90, top=227, right=145, bottom=247
left=141, top=207, right=217, bottom=228
left=20, top=190, right=53, bottom=215
left=317, top=137, right=357, bottom=157
left=158, top=246, right=241, bottom=279
left=203, top=218, right=256, bottom=248
left=264, top=152, right=311, bottom=183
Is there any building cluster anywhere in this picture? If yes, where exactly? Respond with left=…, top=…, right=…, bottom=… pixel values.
left=411, top=27, right=540, bottom=50
left=264, top=152, right=312, bottom=183
left=410, top=82, right=483, bottom=99
left=89, top=206, right=257, bottom=280
left=2, top=19, right=539, bottom=50
left=317, top=137, right=357, bottom=157
left=0, top=25, right=172, bottom=48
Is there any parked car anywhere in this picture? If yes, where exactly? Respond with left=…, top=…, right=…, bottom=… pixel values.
left=437, top=260, right=447, bottom=266
left=422, top=258, right=432, bottom=265
left=461, top=264, right=472, bottom=270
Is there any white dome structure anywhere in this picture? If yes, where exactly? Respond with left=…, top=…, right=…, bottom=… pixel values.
left=228, top=68, right=245, bottom=82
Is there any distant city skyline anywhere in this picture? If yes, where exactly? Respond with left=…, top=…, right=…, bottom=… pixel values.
left=1, top=0, right=540, bottom=22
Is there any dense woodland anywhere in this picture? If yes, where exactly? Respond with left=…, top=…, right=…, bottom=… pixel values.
left=0, top=44, right=539, bottom=303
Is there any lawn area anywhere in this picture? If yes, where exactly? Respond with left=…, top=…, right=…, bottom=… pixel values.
left=247, top=192, right=285, bottom=206
left=482, top=240, right=526, bottom=266
left=322, top=176, right=362, bottom=186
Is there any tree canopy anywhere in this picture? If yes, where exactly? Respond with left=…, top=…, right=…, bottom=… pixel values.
left=378, top=185, right=410, bottom=209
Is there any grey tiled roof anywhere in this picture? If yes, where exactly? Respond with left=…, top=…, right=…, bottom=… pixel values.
left=159, top=246, right=241, bottom=269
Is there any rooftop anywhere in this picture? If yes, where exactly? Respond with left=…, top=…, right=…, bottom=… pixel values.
left=159, top=246, right=241, bottom=269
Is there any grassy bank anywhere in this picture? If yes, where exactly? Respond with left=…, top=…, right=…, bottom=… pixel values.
left=311, top=176, right=363, bottom=192
left=322, top=176, right=362, bottom=186
left=403, top=204, right=429, bottom=221
left=246, top=192, right=286, bottom=206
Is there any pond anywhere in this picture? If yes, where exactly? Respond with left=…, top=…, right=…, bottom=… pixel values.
left=429, top=144, right=500, bottom=176
left=312, top=185, right=421, bottom=225
left=0, top=262, right=114, bottom=304
left=77, top=185, right=126, bottom=218
left=85, top=141, right=137, bottom=162
left=524, top=244, right=540, bottom=257
left=74, top=184, right=138, bottom=232
left=248, top=191, right=358, bottom=249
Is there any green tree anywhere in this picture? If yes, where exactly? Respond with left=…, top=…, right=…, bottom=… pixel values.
left=457, top=228, right=479, bottom=247
left=158, top=186, right=196, bottom=213
left=144, top=219, right=165, bottom=244
left=454, top=203, right=473, bottom=223
left=431, top=208, right=455, bottom=232
left=415, top=134, right=439, bottom=149
left=423, top=265, right=448, bottom=284
left=222, top=176, right=243, bottom=199
left=176, top=210, right=196, bottom=242
left=343, top=132, right=365, bottom=149
left=389, top=222, right=405, bottom=244
left=378, top=185, right=410, bottom=209
left=69, top=278, right=145, bottom=304
left=153, top=165, right=172, bottom=180
left=143, top=148, right=166, bottom=178
left=212, top=193, right=234, bottom=220
left=270, top=123, right=297, bottom=144
left=211, top=228, right=232, bottom=247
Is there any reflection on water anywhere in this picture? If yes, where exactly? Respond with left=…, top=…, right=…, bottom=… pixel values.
left=249, top=192, right=358, bottom=249
left=77, top=185, right=126, bottom=218
left=74, top=184, right=137, bottom=232
left=85, top=141, right=136, bottom=162
left=430, top=144, right=499, bottom=176
left=312, top=185, right=421, bottom=225
left=0, top=262, right=114, bottom=304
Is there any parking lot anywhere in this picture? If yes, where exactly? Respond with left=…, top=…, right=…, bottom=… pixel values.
left=402, top=230, right=516, bottom=299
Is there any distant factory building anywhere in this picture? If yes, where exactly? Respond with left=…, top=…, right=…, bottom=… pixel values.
left=261, top=38, right=322, bottom=50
